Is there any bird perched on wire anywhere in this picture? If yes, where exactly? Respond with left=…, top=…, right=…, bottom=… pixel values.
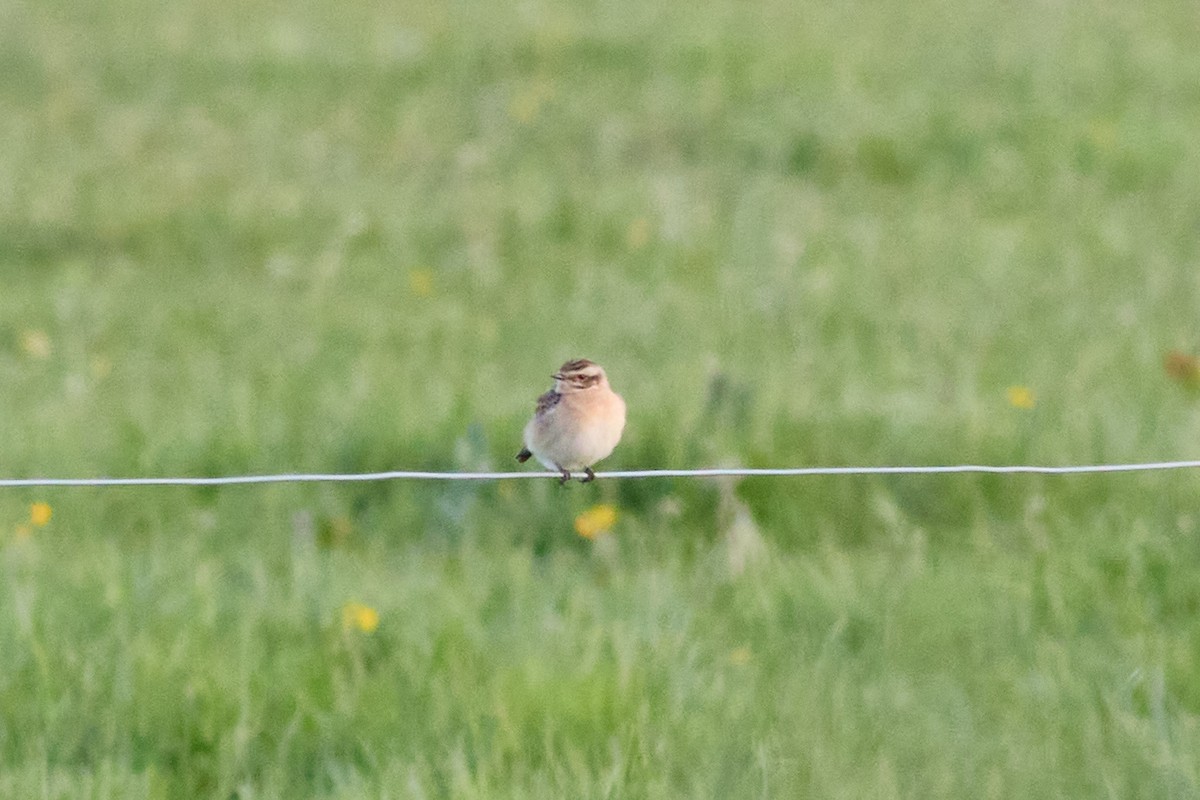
left=516, top=359, right=626, bottom=484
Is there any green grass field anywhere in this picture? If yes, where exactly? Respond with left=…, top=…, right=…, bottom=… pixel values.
left=3, top=0, right=1200, bottom=796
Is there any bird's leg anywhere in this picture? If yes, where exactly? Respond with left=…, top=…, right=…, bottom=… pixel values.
left=581, top=467, right=596, bottom=483
left=558, top=467, right=571, bottom=485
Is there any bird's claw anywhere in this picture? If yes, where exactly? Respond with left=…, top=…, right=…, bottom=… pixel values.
left=556, top=467, right=595, bottom=485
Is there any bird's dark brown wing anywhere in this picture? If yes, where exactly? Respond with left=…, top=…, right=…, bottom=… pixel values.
left=516, top=391, right=561, bottom=462
left=535, top=390, right=561, bottom=416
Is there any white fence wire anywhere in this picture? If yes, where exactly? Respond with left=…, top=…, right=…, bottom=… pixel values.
left=2, top=460, right=1200, bottom=487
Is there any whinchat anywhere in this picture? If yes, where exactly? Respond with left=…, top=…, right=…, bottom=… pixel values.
left=516, top=359, right=626, bottom=484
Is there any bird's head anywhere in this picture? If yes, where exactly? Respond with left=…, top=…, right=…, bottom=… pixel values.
left=553, top=359, right=609, bottom=393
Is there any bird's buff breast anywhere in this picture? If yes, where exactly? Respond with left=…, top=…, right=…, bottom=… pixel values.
left=525, top=391, right=626, bottom=471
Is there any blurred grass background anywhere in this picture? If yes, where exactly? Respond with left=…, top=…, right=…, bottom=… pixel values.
left=2, top=0, right=1200, bottom=796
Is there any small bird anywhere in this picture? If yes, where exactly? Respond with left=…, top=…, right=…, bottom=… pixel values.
left=516, top=359, right=626, bottom=484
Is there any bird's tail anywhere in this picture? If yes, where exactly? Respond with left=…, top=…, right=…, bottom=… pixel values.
left=515, top=448, right=532, bottom=463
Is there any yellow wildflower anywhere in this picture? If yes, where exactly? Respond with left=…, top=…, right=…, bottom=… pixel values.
left=508, top=81, right=554, bottom=124
left=20, top=329, right=52, bottom=359
left=408, top=268, right=434, bottom=297
left=30, top=502, right=52, bottom=526
left=626, top=217, right=651, bottom=250
left=574, top=504, right=618, bottom=539
left=509, top=91, right=540, bottom=124
left=1006, top=386, right=1036, bottom=410
left=1087, top=119, right=1117, bottom=153
left=729, top=646, right=752, bottom=665
left=90, top=355, right=113, bottom=379
left=341, top=602, right=380, bottom=634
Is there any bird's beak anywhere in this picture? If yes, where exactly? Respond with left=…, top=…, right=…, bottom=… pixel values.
left=552, top=372, right=565, bottom=380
